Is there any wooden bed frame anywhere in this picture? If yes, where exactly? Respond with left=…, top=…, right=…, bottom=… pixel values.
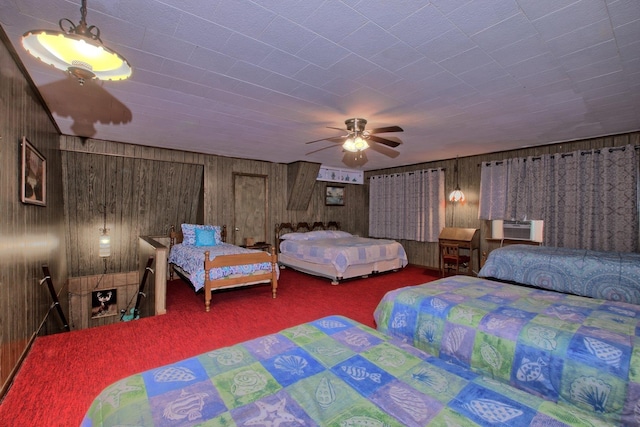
left=275, top=221, right=405, bottom=284
left=169, top=225, right=278, bottom=312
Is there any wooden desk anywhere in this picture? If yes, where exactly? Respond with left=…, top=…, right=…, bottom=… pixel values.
left=438, top=228, right=480, bottom=275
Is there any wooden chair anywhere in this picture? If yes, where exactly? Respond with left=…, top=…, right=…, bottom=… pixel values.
left=440, top=243, right=471, bottom=276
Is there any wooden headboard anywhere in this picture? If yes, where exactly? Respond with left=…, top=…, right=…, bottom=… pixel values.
left=274, top=221, right=341, bottom=253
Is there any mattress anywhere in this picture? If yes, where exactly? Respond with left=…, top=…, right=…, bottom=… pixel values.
left=478, top=244, right=640, bottom=304
left=81, top=315, right=606, bottom=426
left=279, top=236, right=408, bottom=275
left=374, top=275, right=640, bottom=426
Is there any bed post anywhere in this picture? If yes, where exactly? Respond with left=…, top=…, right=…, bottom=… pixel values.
left=204, top=250, right=212, bottom=312
left=270, top=246, right=278, bottom=298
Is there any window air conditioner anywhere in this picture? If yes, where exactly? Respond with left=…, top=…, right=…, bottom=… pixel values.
left=491, top=220, right=544, bottom=243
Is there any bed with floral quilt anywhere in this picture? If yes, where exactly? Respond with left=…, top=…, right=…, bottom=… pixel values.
left=374, top=275, right=640, bottom=426
left=275, top=222, right=408, bottom=284
left=169, top=224, right=278, bottom=312
left=82, top=315, right=609, bottom=426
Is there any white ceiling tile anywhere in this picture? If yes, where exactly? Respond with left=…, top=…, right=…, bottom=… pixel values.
left=187, top=47, right=237, bottom=74
left=339, top=22, right=399, bottom=58
left=558, top=39, right=619, bottom=71
left=437, top=47, right=494, bottom=74
left=516, top=0, right=579, bottom=21
left=416, top=28, right=476, bottom=62
left=471, top=13, right=538, bottom=52
left=389, top=4, right=455, bottom=47
left=210, top=0, right=276, bottom=38
left=393, top=57, right=444, bottom=81
left=489, top=35, right=549, bottom=67
left=613, top=19, right=640, bottom=48
left=446, top=0, right=521, bottom=36
left=174, top=15, right=233, bottom=51
left=356, top=1, right=430, bottom=29
left=296, top=37, right=350, bottom=68
left=260, top=16, right=318, bottom=54
left=226, top=61, right=271, bottom=84
left=532, top=0, right=609, bottom=41
left=545, top=19, right=615, bottom=58
left=221, top=32, right=274, bottom=62
left=293, top=64, right=339, bottom=87
left=606, top=0, right=640, bottom=27
left=259, top=49, right=309, bottom=77
left=368, top=42, right=423, bottom=72
left=327, top=54, right=375, bottom=80
left=303, top=1, right=368, bottom=43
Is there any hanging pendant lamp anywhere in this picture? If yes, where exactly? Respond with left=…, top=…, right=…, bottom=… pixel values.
left=21, top=0, right=132, bottom=85
left=449, top=156, right=465, bottom=203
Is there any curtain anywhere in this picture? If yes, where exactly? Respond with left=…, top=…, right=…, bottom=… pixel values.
left=479, top=145, right=638, bottom=252
left=369, top=169, right=445, bottom=242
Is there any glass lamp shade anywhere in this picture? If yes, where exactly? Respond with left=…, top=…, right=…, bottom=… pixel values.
left=342, top=136, right=369, bottom=152
left=99, top=230, right=111, bottom=257
left=22, top=30, right=132, bottom=82
left=449, top=188, right=465, bottom=203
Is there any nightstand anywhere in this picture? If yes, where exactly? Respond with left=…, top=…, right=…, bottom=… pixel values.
left=241, top=242, right=272, bottom=252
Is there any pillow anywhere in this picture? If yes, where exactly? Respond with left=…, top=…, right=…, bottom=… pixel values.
left=279, top=232, right=309, bottom=241
left=181, top=224, right=222, bottom=245
left=194, top=228, right=217, bottom=247
left=305, top=230, right=352, bottom=240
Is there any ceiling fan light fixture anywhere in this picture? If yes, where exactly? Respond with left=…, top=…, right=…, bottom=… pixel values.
left=342, top=135, right=369, bottom=152
left=21, top=0, right=131, bottom=85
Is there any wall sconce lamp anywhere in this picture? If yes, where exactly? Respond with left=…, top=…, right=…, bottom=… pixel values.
left=448, top=156, right=465, bottom=203
left=98, top=203, right=111, bottom=258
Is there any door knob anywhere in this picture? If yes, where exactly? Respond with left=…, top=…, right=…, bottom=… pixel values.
left=234, top=227, right=239, bottom=231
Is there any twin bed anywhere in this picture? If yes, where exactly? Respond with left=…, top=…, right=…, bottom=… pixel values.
left=86, top=230, right=639, bottom=425
left=168, top=224, right=278, bottom=312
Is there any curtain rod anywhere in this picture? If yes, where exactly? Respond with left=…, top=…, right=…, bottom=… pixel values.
left=479, top=144, right=639, bottom=166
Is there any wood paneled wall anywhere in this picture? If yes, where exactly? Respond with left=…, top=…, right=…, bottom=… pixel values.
left=363, top=132, right=640, bottom=270
left=0, top=31, right=67, bottom=394
left=61, top=136, right=205, bottom=277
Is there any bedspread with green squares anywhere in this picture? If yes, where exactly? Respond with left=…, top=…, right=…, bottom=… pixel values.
left=82, top=315, right=608, bottom=426
left=374, top=275, right=640, bottom=426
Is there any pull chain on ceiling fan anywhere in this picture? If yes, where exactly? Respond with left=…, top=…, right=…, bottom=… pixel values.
left=304, top=118, right=403, bottom=167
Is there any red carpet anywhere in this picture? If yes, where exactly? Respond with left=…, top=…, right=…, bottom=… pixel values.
left=0, top=266, right=437, bottom=426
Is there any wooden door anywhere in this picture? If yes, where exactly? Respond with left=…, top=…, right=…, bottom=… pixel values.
left=233, top=173, right=268, bottom=246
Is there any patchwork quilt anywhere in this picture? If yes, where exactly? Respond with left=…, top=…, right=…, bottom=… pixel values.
left=279, top=237, right=408, bottom=274
left=374, top=275, right=640, bottom=426
left=168, top=243, right=276, bottom=292
left=82, top=315, right=607, bottom=427
left=478, top=244, right=640, bottom=304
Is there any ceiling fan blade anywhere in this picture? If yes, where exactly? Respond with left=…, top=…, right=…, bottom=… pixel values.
left=368, top=141, right=400, bottom=158
left=327, top=126, right=348, bottom=132
left=304, top=136, right=346, bottom=145
left=306, top=144, right=341, bottom=155
left=342, top=151, right=368, bottom=168
left=369, top=125, right=403, bottom=134
left=368, top=134, right=402, bottom=148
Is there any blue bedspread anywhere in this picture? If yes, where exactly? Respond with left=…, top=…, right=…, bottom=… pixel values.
left=82, top=315, right=606, bottom=426
left=478, top=245, right=640, bottom=304
left=374, top=275, right=640, bottom=426
left=169, top=243, right=277, bottom=292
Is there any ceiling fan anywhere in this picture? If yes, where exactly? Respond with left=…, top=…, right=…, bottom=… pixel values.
left=305, top=118, right=403, bottom=167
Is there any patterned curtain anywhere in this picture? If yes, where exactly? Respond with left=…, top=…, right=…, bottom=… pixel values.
left=479, top=145, right=638, bottom=252
left=369, top=169, right=445, bottom=242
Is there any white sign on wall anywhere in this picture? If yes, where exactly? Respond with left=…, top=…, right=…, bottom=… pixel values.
left=317, top=165, right=364, bottom=185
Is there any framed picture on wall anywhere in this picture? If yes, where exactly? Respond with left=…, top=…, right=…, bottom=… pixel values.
left=20, top=136, right=46, bottom=206
left=325, top=185, right=345, bottom=206
left=91, top=289, right=118, bottom=318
